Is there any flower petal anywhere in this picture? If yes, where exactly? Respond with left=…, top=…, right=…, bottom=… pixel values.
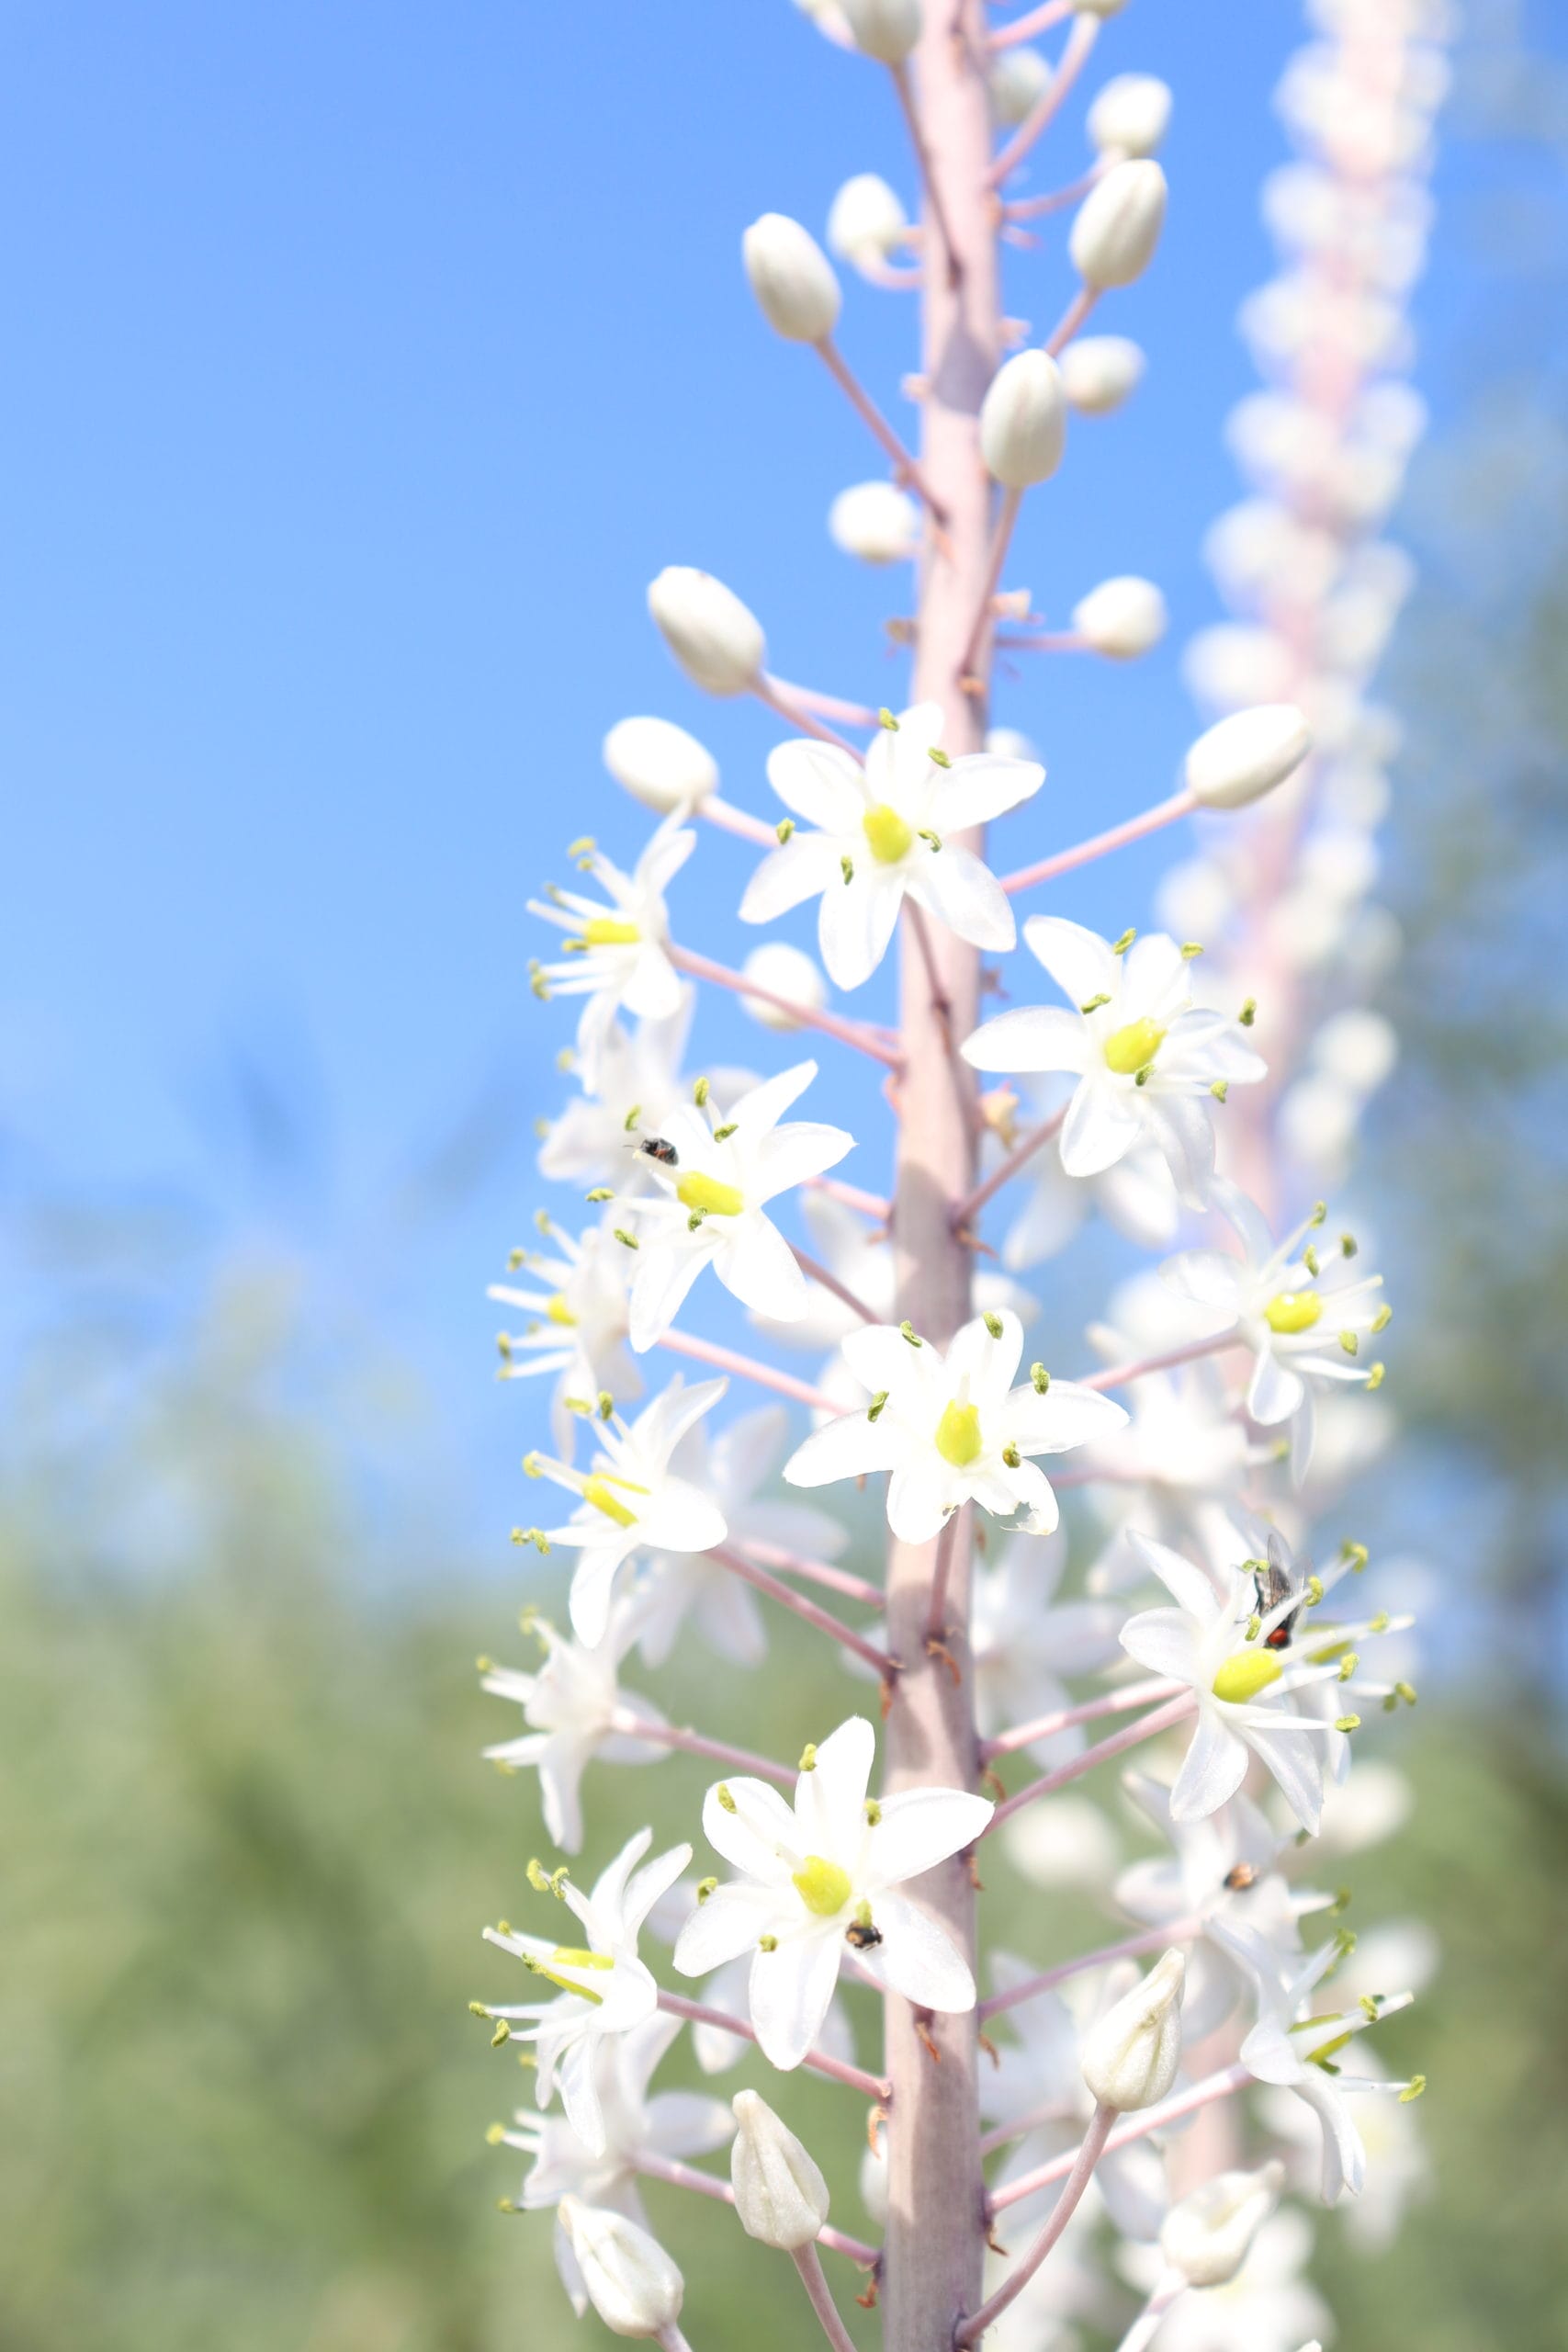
left=818, top=866, right=905, bottom=991
left=868, top=1789, right=994, bottom=1887
left=714, top=1213, right=809, bottom=1321
left=739, top=834, right=844, bottom=924
left=1022, top=915, right=1119, bottom=1007
left=962, top=1004, right=1091, bottom=1077
left=784, top=1408, right=906, bottom=1488
left=766, top=739, right=865, bottom=831
left=749, top=1928, right=843, bottom=2070
left=673, top=1881, right=781, bottom=1975
left=1170, top=1707, right=1250, bottom=1822
left=854, top=1891, right=976, bottom=2012
left=1060, top=1073, right=1144, bottom=1178
left=909, top=842, right=1016, bottom=953
left=701, top=1775, right=800, bottom=1880
left=795, top=1715, right=876, bottom=1856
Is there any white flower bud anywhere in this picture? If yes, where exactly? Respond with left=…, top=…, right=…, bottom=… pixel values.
left=1058, top=334, right=1145, bottom=415
left=648, top=567, right=766, bottom=697
left=986, top=725, right=1039, bottom=763
left=988, top=46, right=1051, bottom=128
left=1072, top=574, right=1168, bottom=659
left=1080, top=1947, right=1185, bottom=2111
left=1069, top=160, right=1168, bottom=290
left=837, top=0, right=922, bottom=63
left=603, top=716, right=718, bottom=813
left=826, top=174, right=909, bottom=272
left=743, top=213, right=841, bottom=344
left=829, top=480, right=920, bottom=564
left=1159, top=2163, right=1284, bottom=2289
left=1185, top=705, right=1313, bottom=809
left=557, top=2198, right=684, bottom=2338
left=741, top=942, right=829, bottom=1030
left=979, top=349, right=1066, bottom=490
left=730, top=2089, right=831, bottom=2249
left=1086, top=74, right=1173, bottom=158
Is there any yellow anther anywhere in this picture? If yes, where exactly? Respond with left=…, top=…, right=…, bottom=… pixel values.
left=878, top=707, right=899, bottom=730
left=696, top=1877, right=718, bottom=1904
left=1264, top=1291, right=1323, bottom=1334
left=1211, top=1079, right=1229, bottom=1102
left=1103, top=1016, right=1167, bottom=1075
left=1335, top=1713, right=1361, bottom=1733
left=716, top=1784, right=737, bottom=1813
left=1371, top=1304, right=1393, bottom=1332
left=581, top=1476, right=637, bottom=1528
left=1306, top=1575, right=1324, bottom=1604
left=1213, top=1650, right=1284, bottom=1703
left=676, top=1172, right=744, bottom=1217
left=900, top=1321, right=922, bottom=1346
left=1001, top=1443, right=1021, bottom=1468
left=1339, top=1329, right=1359, bottom=1356
left=934, top=1399, right=983, bottom=1468
left=491, top=2021, right=512, bottom=2047
left=798, top=1743, right=818, bottom=1773
left=694, top=1075, right=710, bottom=1106
left=759, top=1933, right=779, bottom=1952
left=521, top=1955, right=604, bottom=2004
left=1030, top=1363, right=1050, bottom=1393
left=793, top=1855, right=852, bottom=1917
left=583, top=917, right=640, bottom=947
left=545, top=1294, right=576, bottom=1327
left=863, top=1800, right=882, bottom=1826
left=984, top=1312, right=1004, bottom=1339
left=486, top=2121, right=506, bottom=2145
left=1111, top=928, right=1136, bottom=954
left=867, top=1390, right=890, bottom=1422
left=776, top=817, right=795, bottom=843
left=1399, top=2075, right=1427, bottom=2103
left=1366, top=1362, right=1386, bottom=1391
left=1180, top=940, right=1203, bottom=958
left=863, top=803, right=914, bottom=865
left=1239, top=997, right=1257, bottom=1026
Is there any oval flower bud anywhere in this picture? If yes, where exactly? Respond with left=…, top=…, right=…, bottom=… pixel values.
left=1069, top=159, right=1168, bottom=291
left=1080, top=1948, right=1185, bottom=2111
left=603, top=716, right=719, bottom=813
left=979, top=349, right=1067, bottom=490
left=1159, top=2161, right=1284, bottom=2288
left=1185, top=704, right=1313, bottom=808
left=741, top=942, right=829, bottom=1031
left=838, top=0, right=922, bottom=63
left=730, top=2088, right=831, bottom=2249
left=743, top=212, right=841, bottom=344
left=1086, top=74, right=1173, bottom=159
left=557, top=2198, right=685, bottom=2338
left=988, top=45, right=1051, bottom=129
left=829, top=480, right=921, bottom=564
left=1072, top=574, right=1168, bottom=659
left=826, top=173, right=909, bottom=272
left=648, top=566, right=766, bottom=696
left=1059, top=334, right=1145, bottom=415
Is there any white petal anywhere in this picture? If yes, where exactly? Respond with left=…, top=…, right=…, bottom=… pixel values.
left=1119, top=1607, right=1201, bottom=1682
left=998, top=1377, right=1128, bottom=1456
left=638, top=1478, right=728, bottom=1555
left=886, top=1456, right=960, bottom=1545
left=1243, top=1719, right=1325, bottom=1835
left=869, top=1789, right=994, bottom=1887
left=909, top=842, right=1016, bottom=952
left=767, top=738, right=866, bottom=831
left=739, top=835, right=842, bottom=923
left=945, top=1309, right=1023, bottom=1398
left=714, top=1213, right=809, bottom=1320
left=1021, top=914, right=1119, bottom=1006
left=628, top=1244, right=710, bottom=1353
left=673, top=1883, right=781, bottom=1975
left=749, top=1929, right=843, bottom=2070
left=1126, top=1531, right=1225, bottom=1622
left=1061, top=1074, right=1143, bottom=1177
left=701, top=1775, right=800, bottom=1879
left=795, top=1715, right=876, bottom=1854
left=961, top=1004, right=1091, bottom=1077
left=1247, top=1347, right=1304, bottom=1427
left=930, top=752, right=1045, bottom=829
left=784, top=1408, right=905, bottom=1488
left=753, top=1121, right=855, bottom=1200
left=727, top=1059, right=821, bottom=1135
left=1141, top=1093, right=1216, bottom=1210
left=1170, top=1708, right=1250, bottom=1821
left=1159, top=1249, right=1244, bottom=1324
left=818, top=867, right=905, bottom=991
left=854, top=1892, right=976, bottom=2012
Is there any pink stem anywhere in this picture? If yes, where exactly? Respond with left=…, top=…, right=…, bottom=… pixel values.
left=655, top=1989, right=892, bottom=2106
left=754, top=672, right=865, bottom=759
left=987, top=14, right=1100, bottom=188
left=988, top=0, right=1075, bottom=51
left=950, top=1104, right=1066, bottom=1231
left=653, top=1325, right=842, bottom=1413
left=815, top=336, right=948, bottom=519
left=959, top=485, right=1023, bottom=684
left=734, top=1535, right=884, bottom=1610
left=986, top=1695, right=1198, bottom=1833
left=708, top=1542, right=897, bottom=1679
left=807, top=1170, right=894, bottom=1221
left=613, top=1713, right=795, bottom=1787
left=634, top=2148, right=880, bottom=2272
left=957, top=2105, right=1114, bottom=2342
left=767, top=674, right=883, bottom=726
left=980, top=1675, right=1183, bottom=1760
left=698, top=794, right=777, bottom=846
left=926, top=1505, right=964, bottom=1640
left=1006, top=159, right=1111, bottom=220
left=891, top=62, right=964, bottom=289
left=988, top=2066, right=1254, bottom=2213
left=792, top=2242, right=863, bottom=2352
left=669, top=942, right=903, bottom=1069
left=977, top=1914, right=1206, bottom=2030
left=794, top=1247, right=880, bottom=1325
left=1077, top=1329, right=1235, bottom=1395
left=998, top=789, right=1195, bottom=896
left=995, top=628, right=1090, bottom=652
left=1043, top=283, right=1100, bottom=356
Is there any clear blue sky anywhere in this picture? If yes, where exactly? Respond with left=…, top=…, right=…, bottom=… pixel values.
left=0, top=3, right=1497, bottom=1553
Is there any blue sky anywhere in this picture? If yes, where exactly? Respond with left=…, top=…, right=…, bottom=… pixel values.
left=0, top=3, right=1506, bottom=1553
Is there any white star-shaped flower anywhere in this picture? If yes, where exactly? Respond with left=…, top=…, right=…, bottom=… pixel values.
left=537, top=988, right=755, bottom=1193
left=490, top=1214, right=639, bottom=1454
left=672, top=1714, right=992, bottom=2069
left=962, top=919, right=1266, bottom=1208
left=782, top=1308, right=1127, bottom=1544
left=481, top=1600, right=670, bottom=1855
left=529, top=818, right=694, bottom=1089
left=481, top=1827, right=691, bottom=2156
left=1159, top=1180, right=1389, bottom=1478
left=739, top=703, right=1044, bottom=991
left=525, top=1376, right=729, bottom=1645
left=617, top=1060, right=854, bottom=1349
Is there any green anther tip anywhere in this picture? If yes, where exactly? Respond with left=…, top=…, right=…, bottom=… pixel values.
left=878, top=707, right=899, bottom=730
left=984, top=1312, right=1003, bottom=1338
left=1030, top=1363, right=1049, bottom=1393
left=1111, top=927, right=1136, bottom=954
left=798, top=1743, right=818, bottom=1772
left=900, top=1320, right=921, bottom=1346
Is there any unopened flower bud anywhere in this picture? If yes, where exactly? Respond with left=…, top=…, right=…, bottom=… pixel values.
left=1086, top=74, right=1173, bottom=158
left=829, top=480, right=920, bottom=564
left=837, top=0, right=922, bottom=63
left=1059, top=334, right=1145, bottom=415
left=1159, top=2161, right=1283, bottom=2287
left=1072, top=574, right=1168, bottom=659
left=980, top=349, right=1067, bottom=489
left=648, top=567, right=766, bottom=697
left=826, top=174, right=909, bottom=273
left=988, top=46, right=1051, bottom=128
left=1069, top=159, right=1168, bottom=290
left=557, top=2198, right=684, bottom=2338
left=741, top=942, right=829, bottom=1030
left=1080, top=1948, right=1185, bottom=2110
left=743, top=213, right=841, bottom=344
left=603, top=716, right=718, bottom=813
left=1186, top=704, right=1313, bottom=809
left=730, top=2088, right=830, bottom=2249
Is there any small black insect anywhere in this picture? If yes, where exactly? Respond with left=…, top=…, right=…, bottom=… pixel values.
left=628, top=1136, right=680, bottom=1168
left=845, top=1919, right=884, bottom=1951
left=1254, top=1533, right=1302, bottom=1653
left=1224, top=1862, right=1258, bottom=1892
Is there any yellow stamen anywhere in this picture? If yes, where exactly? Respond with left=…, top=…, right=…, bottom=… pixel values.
left=1103, top=1016, right=1167, bottom=1075
left=862, top=803, right=914, bottom=865
left=1213, top=1650, right=1284, bottom=1703
left=550, top=1947, right=615, bottom=1971
left=934, top=1399, right=983, bottom=1467
left=793, top=1855, right=852, bottom=1917
left=581, top=1476, right=637, bottom=1528
left=1264, top=1291, right=1323, bottom=1334
left=677, top=1172, right=745, bottom=1217
left=546, top=1293, right=576, bottom=1326
left=583, top=917, right=640, bottom=947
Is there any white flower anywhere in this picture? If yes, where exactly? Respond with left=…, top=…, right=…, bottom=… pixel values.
left=525, top=1376, right=729, bottom=1645
left=730, top=2089, right=830, bottom=2248
left=1159, top=1181, right=1388, bottom=1477
left=529, top=819, right=694, bottom=1090
left=782, top=1309, right=1126, bottom=1543
left=482, top=1828, right=691, bottom=2156
left=672, top=1714, right=992, bottom=2069
left=1072, top=574, right=1168, bottom=659
left=962, top=919, right=1266, bottom=1209
left=1123, top=2210, right=1330, bottom=2352
left=828, top=480, right=921, bottom=564
left=603, top=716, right=718, bottom=814
left=743, top=212, right=841, bottom=343
left=490, top=1214, right=639, bottom=1454
left=1086, top=73, right=1173, bottom=159
left=740, top=704, right=1044, bottom=991
left=971, top=1535, right=1123, bottom=1765
left=615, top=1060, right=854, bottom=1350
left=555, top=2197, right=685, bottom=2338
left=837, top=0, right=921, bottom=64
left=825, top=173, right=909, bottom=275
left=980, top=350, right=1068, bottom=489
left=537, top=989, right=752, bottom=1193
left=1080, top=1948, right=1186, bottom=2110
left=1186, top=704, right=1313, bottom=808
left=647, top=566, right=765, bottom=697
left=1058, top=333, right=1145, bottom=415
left=632, top=1404, right=848, bottom=1669
left=988, top=44, right=1051, bottom=129
left=1069, top=159, right=1168, bottom=290
left=482, top=1600, right=670, bottom=1854
left=501, top=2014, right=732, bottom=2309
left=1160, top=2161, right=1284, bottom=2288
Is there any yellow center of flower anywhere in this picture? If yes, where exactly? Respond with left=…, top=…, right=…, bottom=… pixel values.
left=546, top=1294, right=577, bottom=1326
left=581, top=1476, right=638, bottom=1528
left=793, top=1855, right=852, bottom=1917
left=862, top=803, right=914, bottom=865
left=677, top=1172, right=745, bottom=1217
left=1103, top=1015, right=1167, bottom=1075
left=1213, top=1651, right=1285, bottom=1703
left=1264, top=1291, right=1323, bottom=1334
left=934, top=1399, right=983, bottom=1467
left=583, top=917, right=641, bottom=947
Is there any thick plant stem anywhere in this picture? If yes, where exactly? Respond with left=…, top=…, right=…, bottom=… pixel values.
left=879, top=12, right=999, bottom=2351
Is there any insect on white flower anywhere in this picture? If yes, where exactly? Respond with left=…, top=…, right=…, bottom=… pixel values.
left=528, top=818, right=695, bottom=1091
